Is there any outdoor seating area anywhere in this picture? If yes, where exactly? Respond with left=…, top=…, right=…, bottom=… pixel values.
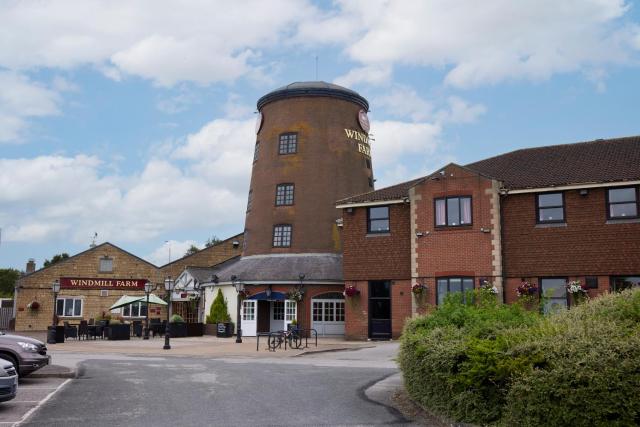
left=59, top=317, right=205, bottom=341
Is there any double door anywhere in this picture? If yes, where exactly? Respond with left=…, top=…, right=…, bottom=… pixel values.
left=241, top=300, right=297, bottom=336
left=311, top=299, right=345, bottom=336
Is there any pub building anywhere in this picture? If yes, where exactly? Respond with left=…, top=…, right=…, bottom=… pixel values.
left=13, top=234, right=243, bottom=333
left=337, top=135, right=640, bottom=340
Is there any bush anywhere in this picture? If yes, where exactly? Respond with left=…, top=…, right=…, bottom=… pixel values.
left=170, top=314, right=184, bottom=323
left=399, top=289, right=542, bottom=424
left=206, top=289, right=231, bottom=324
left=400, top=288, right=640, bottom=426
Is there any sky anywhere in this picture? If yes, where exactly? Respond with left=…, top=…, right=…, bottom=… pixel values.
left=1, top=0, right=640, bottom=270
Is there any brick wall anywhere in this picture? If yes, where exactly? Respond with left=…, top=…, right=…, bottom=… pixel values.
left=502, top=188, right=640, bottom=277
left=342, top=204, right=412, bottom=280
left=412, top=165, right=498, bottom=306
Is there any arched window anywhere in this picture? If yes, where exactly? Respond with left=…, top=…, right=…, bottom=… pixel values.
left=313, top=292, right=344, bottom=300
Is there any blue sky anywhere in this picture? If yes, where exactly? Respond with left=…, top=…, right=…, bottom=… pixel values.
left=1, top=0, right=639, bottom=270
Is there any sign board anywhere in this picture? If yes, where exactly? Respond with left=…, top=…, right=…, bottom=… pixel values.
left=217, top=323, right=227, bottom=334
left=60, top=277, right=147, bottom=290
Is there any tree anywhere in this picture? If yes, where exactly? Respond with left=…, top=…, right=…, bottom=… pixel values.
left=43, top=253, right=69, bottom=268
left=184, top=245, right=200, bottom=257
left=204, top=236, right=222, bottom=248
left=0, top=269, right=20, bottom=297
left=206, top=289, right=230, bottom=324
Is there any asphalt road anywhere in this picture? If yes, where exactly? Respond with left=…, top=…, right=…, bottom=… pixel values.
left=21, top=345, right=408, bottom=426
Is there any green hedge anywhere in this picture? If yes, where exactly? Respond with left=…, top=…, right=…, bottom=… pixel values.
left=399, top=288, right=640, bottom=426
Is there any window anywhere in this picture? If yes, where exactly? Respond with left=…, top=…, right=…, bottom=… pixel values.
left=540, top=278, right=567, bottom=313
left=278, top=133, right=297, bottom=154
left=365, top=158, right=371, bottom=169
left=99, top=257, right=113, bottom=273
left=537, top=192, right=565, bottom=223
left=275, top=183, right=294, bottom=206
left=285, top=300, right=297, bottom=321
left=246, top=190, right=253, bottom=212
left=123, top=301, right=147, bottom=317
left=436, top=277, right=474, bottom=305
left=272, top=301, right=284, bottom=320
left=273, top=224, right=292, bottom=247
left=607, top=187, right=639, bottom=219
left=242, top=301, right=255, bottom=321
left=253, top=141, right=260, bottom=162
left=435, top=196, right=472, bottom=227
left=367, top=206, right=390, bottom=233
left=56, top=298, right=82, bottom=317
left=610, top=276, right=640, bottom=292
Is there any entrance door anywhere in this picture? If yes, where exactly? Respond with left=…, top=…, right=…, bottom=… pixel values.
left=241, top=300, right=257, bottom=336
left=369, top=280, right=391, bottom=339
left=270, top=301, right=285, bottom=332
left=257, top=300, right=270, bottom=333
left=284, top=300, right=297, bottom=329
left=311, top=295, right=346, bottom=336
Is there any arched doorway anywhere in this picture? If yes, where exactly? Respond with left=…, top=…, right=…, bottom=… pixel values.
left=311, top=292, right=345, bottom=336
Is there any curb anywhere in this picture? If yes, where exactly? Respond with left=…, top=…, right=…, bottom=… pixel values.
left=295, top=345, right=374, bottom=357
left=28, top=365, right=76, bottom=379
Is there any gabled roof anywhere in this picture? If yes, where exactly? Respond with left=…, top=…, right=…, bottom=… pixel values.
left=466, top=135, right=640, bottom=190
left=337, top=136, right=640, bottom=205
left=158, top=232, right=243, bottom=268
left=336, top=178, right=423, bottom=205
left=17, top=242, right=158, bottom=281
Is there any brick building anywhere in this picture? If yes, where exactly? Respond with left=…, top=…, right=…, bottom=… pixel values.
left=338, top=136, right=640, bottom=340
left=13, top=234, right=243, bottom=332
left=191, top=81, right=373, bottom=337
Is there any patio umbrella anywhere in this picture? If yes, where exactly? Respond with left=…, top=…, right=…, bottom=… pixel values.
left=109, top=294, right=168, bottom=310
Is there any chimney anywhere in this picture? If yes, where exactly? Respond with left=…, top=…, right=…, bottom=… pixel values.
left=26, top=259, right=36, bottom=274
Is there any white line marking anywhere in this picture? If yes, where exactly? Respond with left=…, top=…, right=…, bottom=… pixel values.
left=11, top=401, right=41, bottom=403
left=14, top=378, right=71, bottom=426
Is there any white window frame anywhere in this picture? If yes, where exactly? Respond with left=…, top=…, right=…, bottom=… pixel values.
left=242, top=300, right=256, bottom=321
left=56, top=297, right=83, bottom=317
left=123, top=301, right=147, bottom=318
left=285, top=300, right=297, bottom=322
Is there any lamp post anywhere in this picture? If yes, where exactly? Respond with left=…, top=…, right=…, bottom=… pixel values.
left=51, top=279, right=60, bottom=326
left=143, top=280, right=154, bottom=340
left=163, top=276, right=175, bottom=350
left=232, top=275, right=244, bottom=344
left=193, top=281, right=202, bottom=324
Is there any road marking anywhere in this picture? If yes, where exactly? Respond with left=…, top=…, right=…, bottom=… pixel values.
left=14, top=378, right=71, bottom=426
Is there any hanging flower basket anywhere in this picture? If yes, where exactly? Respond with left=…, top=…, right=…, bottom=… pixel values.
left=27, top=301, right=40, bottom=311
left=411, top=283, right=426, bottom=295
left=566, top=280, right=588, bottom=306
left=516, top=281, right=538, bottom=297
left=480, top=282, right=499, bottom=295
left=344, top=285, right=360, bottom=297
left=286, top=289, right=304, bottom=302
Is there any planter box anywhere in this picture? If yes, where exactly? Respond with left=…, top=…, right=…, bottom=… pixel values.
left=216, top=322, right=233, bottom=338
left=105, top=324, right=130, bottom=340
left=169, top=322, right=188, bottom=338
left=204, top=323, right=217, bottom=336
left=186, top=323, right=204, bottom=337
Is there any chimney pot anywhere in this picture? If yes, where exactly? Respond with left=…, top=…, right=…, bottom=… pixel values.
left=26, top=259, right=36, bottom=274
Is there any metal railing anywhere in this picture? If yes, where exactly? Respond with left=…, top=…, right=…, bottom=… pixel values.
left=256, top=328, right=318, bottom=352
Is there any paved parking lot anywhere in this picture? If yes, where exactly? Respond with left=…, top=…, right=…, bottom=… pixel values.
left=0, top=377, right=69, bottom=426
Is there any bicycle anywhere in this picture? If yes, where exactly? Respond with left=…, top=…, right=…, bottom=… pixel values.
left=267, top=328, right=303, bottom=351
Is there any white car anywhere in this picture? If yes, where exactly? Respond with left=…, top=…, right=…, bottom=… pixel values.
left=0, top=359, right=18, bottom=403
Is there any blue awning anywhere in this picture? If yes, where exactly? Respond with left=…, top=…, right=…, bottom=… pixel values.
left=248, top=291, right=286, bottom=301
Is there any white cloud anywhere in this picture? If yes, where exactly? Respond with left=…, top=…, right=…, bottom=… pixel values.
left=375, top=86, right=433, bottom=122
left=318, top=0, right=639, bottom=88
left=334, top=64, right=392, bottom=87
left=0, top=117, right=253, bottom=245
left=436, top=97, right=487, bottom=124
left=0, top=71, right=61, bottom=142
left=370, top=119, right=442, bottom=168
left=0, top=0, right=316, bottom=87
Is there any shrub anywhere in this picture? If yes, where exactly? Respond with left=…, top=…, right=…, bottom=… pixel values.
left=170, top=314, right=184, bottom=323
left=399, top=290, right=542, bottom=424
left=400, top=288, right=640, bottom=426
left=206, top=289, right=231, bottom=324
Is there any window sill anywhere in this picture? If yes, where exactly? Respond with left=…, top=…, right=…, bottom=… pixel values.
left=535, top=222, right=567, bottom=228
left=434, top=225, right=473, bottom=231
left=606, top=218, right=640, bottom=224
left=366, top=233, right=391, bottom=237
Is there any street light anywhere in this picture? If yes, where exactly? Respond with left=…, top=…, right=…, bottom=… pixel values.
left=51, top=279, right=60, bottom=326
left=193, top=281, right=202, bottom=324
left=143, top=280, right=154, bottom=340
left=47, top=279, right=61, bottom=345
left=231, top=275, right=244, bottom=344
left=163, top=276, right=175, bottom=350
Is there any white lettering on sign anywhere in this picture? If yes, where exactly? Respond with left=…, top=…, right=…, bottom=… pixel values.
left=344, top=128, right=369, bottom=144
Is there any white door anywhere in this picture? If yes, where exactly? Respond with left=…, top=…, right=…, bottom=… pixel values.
left=311, top=299, right=345, bottom=336
left=270, top=301, right=285, bottom=332
left=284, top=300, right=297, bottom=329
left=241, top=300, right=257, bottom=336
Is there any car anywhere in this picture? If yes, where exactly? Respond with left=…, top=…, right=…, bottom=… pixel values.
left=0, top=332, right=50, bottom=377
left=0, top=359, right=18, bottom=402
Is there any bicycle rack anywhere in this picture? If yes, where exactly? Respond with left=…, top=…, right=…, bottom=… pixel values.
left=256, top=328, right=318, bottom=352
